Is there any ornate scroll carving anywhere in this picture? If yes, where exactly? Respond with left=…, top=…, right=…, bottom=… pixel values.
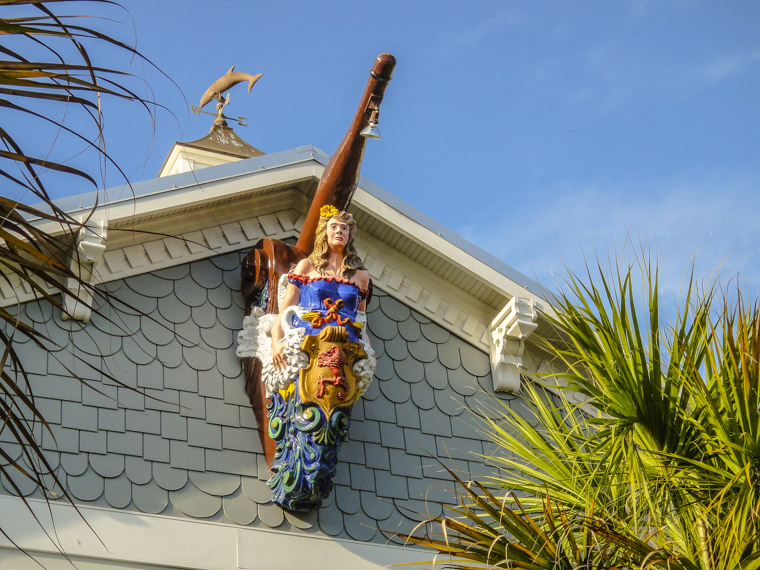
left=489, top=297, right=537, bottom=393
left=265, top=326, right=372, bottom=511
left=62, top=218, right=107, bottom=323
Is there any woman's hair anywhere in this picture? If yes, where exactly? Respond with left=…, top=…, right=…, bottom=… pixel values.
left=308, top=210, right=365, bottom=279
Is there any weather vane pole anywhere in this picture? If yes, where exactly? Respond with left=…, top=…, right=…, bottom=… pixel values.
left=190, top=65, right=263, bottom=129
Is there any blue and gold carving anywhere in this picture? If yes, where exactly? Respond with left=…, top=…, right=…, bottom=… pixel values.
left=267, top=383, right=351, bottom=512
left=238, top=270, right=376, bottom=512
left=267, top=326, right=367, bottom=512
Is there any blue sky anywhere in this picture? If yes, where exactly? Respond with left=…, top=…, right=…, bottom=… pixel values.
left=12, top=1, right=760, bottom=300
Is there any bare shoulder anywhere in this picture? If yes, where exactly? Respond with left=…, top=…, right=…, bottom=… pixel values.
left=352, top=268, right=370, bottom=289
left=293, top=258, right=314, bottom=275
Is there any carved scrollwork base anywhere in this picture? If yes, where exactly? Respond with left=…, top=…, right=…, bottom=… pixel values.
left=266, top=326, right=368, bottom=511
left=267, top=382, right=351, bottom=512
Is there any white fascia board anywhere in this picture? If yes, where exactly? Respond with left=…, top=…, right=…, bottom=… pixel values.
left=26, top=147, right=325, bottom=233
left=31, top=163, right=321, bottom=238
left=31, top=144, right=548, bottom=310
left=103, top=163, right=316, bottom=222
left=0, top=495, right=430, bottom=570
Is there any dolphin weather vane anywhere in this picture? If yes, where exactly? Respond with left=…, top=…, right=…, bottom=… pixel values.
left=190, top=66, right=263, bottom=128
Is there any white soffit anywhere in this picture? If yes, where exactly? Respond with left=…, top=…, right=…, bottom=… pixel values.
left=31, top=160, right=322, bottom=239
left=28, top=146, right=544, bottom=303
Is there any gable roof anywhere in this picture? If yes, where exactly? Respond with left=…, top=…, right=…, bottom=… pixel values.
left=6, top=145, right=551, bottom=355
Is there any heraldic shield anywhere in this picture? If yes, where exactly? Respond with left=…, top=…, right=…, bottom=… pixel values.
left=299, top=326, right=367, bottom=418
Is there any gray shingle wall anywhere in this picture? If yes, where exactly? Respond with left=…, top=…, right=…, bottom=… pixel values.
left=1, top=251, right=524, bottom=544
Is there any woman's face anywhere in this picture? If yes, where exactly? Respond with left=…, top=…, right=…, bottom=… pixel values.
left=326, top=218, right=350, bottom=251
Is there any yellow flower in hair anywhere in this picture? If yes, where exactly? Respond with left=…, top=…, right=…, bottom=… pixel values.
left=320, top=204, right=339, bottom=218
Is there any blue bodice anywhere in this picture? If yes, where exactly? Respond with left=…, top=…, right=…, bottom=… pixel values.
left=287, top=272, right=368, bottom=342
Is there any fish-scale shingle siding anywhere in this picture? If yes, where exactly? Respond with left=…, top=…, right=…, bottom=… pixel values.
left=1, top=250, right=525, bottom=544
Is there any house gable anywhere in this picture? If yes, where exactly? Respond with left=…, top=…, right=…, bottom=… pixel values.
left=1, top=145, right=556, bottom=567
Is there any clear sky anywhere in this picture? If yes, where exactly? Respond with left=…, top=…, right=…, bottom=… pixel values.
left=13, top=1, right=760, bottom=301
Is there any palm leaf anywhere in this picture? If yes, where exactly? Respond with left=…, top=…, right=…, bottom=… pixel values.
left=0, top=0, right=180, bottom=558
left=400, top=251, right=760, bottom=569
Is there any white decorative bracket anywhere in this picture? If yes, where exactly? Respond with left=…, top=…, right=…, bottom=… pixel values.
left=62, top=217, right=108, bottom=323
left=489, top=297, right=538, bottom=393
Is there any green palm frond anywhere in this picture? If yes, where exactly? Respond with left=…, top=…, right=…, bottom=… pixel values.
left=0, top=0, right=173, bottom=555
left=400, top=254, right=760, bottom=569
left=397, top=463, right=697, bottom=569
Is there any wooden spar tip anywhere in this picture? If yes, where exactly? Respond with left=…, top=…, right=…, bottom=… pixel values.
left=372, top=53, right=396, bottom=81
left=295, top=53, right=396, bottom=256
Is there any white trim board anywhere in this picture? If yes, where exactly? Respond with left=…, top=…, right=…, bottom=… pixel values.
left=0, top=495, right=430, bottom=570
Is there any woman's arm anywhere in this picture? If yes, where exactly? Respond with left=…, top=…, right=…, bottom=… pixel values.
left=354, top=269, right=370, bottom=313
left=353, top=269, right=372, bottom=348
left=271, top=259, right=310, bottom=371
left=271, top=283, right=299, bottom=371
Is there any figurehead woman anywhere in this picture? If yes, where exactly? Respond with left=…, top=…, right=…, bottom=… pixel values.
left=266, top=204, right=375, bottom=512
